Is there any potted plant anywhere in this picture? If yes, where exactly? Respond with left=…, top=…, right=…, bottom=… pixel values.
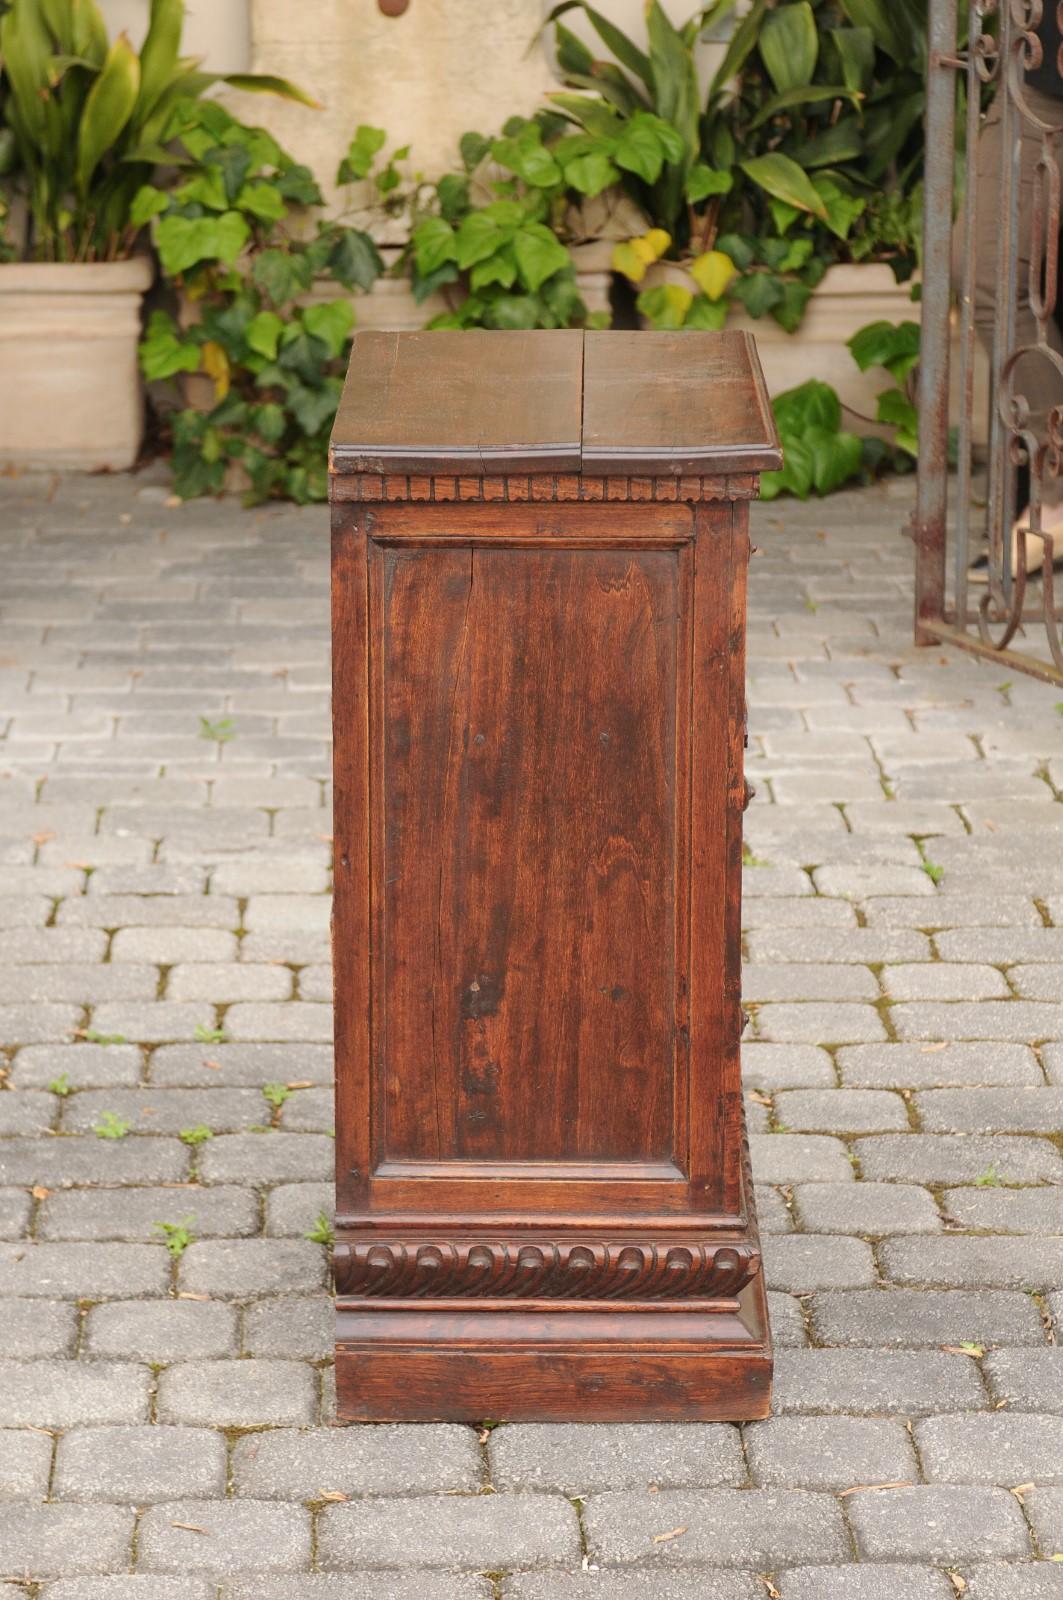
left=0, top=0, right=312, bottom=471
left=544, top=0, right=927, bottom=421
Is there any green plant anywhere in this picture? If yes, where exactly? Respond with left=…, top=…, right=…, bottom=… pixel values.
left=48, top=1073, right=72, bottom=1097
left=546, top=1, right=870, bottom=329
left=262, top=1082, right=291, bottom=1111
left=762, top=315, right=921, bottom=499
left=0, top=0, right=312, bottom=262
left=83, top=1030, right=126, bottom=1045
left=305, top=1211, right=334, bottom=1247
left=922, top=861, right=944, bottom=885
left=138, top=101, right=387, bottom=503
left=198, top=715, right=234, bottom=744
left=179, top=1124, right=212, bottom=1147
left=193, top=1023, right=227, bottom=1044
left=408, top=113, right=600, bottom=330
left=154, top=1217, right=195, bottom=1257
left=93, top=1110, right=131, bottom=1140
left=546, top=1, right=932, bottom=331
left=847, top=318, right=920, bottom=455
left=975, top=1165, right=1001, bottom=1187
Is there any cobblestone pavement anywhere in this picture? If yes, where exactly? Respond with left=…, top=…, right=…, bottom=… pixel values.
left=1, top=466, right=1062, bottom=1598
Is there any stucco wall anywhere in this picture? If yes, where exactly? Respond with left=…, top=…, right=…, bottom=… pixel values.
left=102, top=1, right=732, bottom=204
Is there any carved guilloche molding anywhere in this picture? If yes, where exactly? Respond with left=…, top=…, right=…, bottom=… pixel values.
left=333, top=1236, right=759, bottom=1301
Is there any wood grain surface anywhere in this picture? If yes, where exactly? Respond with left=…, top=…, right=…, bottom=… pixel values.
left=375, top=540, right=679, bottom=1166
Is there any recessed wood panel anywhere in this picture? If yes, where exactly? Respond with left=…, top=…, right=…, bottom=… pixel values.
left=371, top=540, right=683, bottom=1167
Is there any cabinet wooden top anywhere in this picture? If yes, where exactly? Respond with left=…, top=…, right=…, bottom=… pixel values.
left=329, top=328, right=781, bottom=479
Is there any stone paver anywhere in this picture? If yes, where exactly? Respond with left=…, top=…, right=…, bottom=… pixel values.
left=317, top=1494, right=580, bottom=1570
left=846, top=1484, right=1030, bottom=1561
left=581, top=1487, right=849, bottom=1565
left=744, top=1415, right=918, bottom=1489
left=488, top=1422, right=744, bottom=1492
left=136, top=1500, right=312, bottom=1575
left=810, top=1288, right=1046, bottom=1348
left=53, top=1424, right=227, bottom=1501
left=2, top=475, right=1062, bottom=1590
left=915, top=1413, right=1063, bottom=1484
left=231, top=1425, right=481, bottom=1498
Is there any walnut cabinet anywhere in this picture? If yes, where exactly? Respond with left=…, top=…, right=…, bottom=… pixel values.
left=329, top=329, right=781, bottom=1421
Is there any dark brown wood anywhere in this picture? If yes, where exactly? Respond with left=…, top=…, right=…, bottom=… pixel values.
left=330, top=331, right=777, bottom=1420
left=581, top=329, right=781, bottom=476
left=330, top=330, right=583, bottom=477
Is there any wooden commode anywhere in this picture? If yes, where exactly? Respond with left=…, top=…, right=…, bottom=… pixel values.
left=329, top=328, right=781, bottom=1421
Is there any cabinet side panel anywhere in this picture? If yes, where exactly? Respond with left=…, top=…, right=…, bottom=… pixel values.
left=332, top=506, right=371, bottom=1214
left=376, top=541, right=680, bottom=1164
left=689, top=501, right=747, bottom=1214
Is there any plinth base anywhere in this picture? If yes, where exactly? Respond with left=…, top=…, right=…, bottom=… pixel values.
left=335, top=1272, right=771, bottom=1423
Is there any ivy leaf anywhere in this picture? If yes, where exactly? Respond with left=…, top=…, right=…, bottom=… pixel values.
left=512, top=223, right=570, bottom=292
left=877, top=386, right=919, bottom=454
left=492, top=126, right=562, bottom=188
left=685, top=295, right=729, bottom=329
left=686, top=163, right=733, bottom=204
left=613, top=116, right=671, bottom=185
left=251, top=401, right=287, bottom=444
left=411, top=260, right=459, bottom=305
left=252, top=248, right=313, bottom=307
left=637, top=282, right=694, bottom=330
left=139, top=310, right=202, bottom=381
left=563, top=150, right=619, bottom=196
left=238, top=182, right=287, bottom=224
left=155, top=211, right=250, bottom=275
left=459, top=130, right=492, bottom=170
left=811, top=173, right=866, bottom=240
left=337, top=123, right=387, bottom=183
left=277, top=328, right=331, bottom=386
left=761, top=434, right=814, bottom=501
left=774, top=379, right=842, bottom=435
left=715, top=232, right=755, bottom=272
left=328, top=227, right=384, bottom=291
left=277, top=164, right=323, bottom=205
left=771, top=280, right=814, bottom=333
left=539, top=270, right=584, bottom=326
left=205, top=143, right=252, bottom=204
left=471, top=246, right=518, bottom=291
left=414, top=216, right=459, bottom=276
left=807, top=425, right=863, bottom=493
left=731, top=271, right=784, bottom=319
left=456, top=210, right=511, bottom=270
left=437, top=174, right=469, bottom=222
left=848, top=319, right=921, bottom=383
left=302, top=299, right=355, bottom=359
left=286, top=375, right=343, bottom=435
left=482, top=293, right=543, bottom=330
left=689, top=250, right=736, bottom=302
left=246, top=310, right=285, bottom=361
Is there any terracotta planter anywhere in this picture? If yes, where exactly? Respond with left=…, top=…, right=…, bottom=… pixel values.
left=639, top=260, right=989, bottom=441
left=0, top=257, right=153, bottom=471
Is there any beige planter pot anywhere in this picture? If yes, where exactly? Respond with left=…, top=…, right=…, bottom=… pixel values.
left=571, top=240, right=614, bottom=321
left=0, top=257, right=153, bottom=471
left=639, top=260, right=989, bottom=443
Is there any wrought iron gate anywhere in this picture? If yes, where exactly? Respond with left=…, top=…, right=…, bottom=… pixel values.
left=915, top=0, right=1063, bottom=684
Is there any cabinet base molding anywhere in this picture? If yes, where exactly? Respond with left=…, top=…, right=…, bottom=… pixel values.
left=335, top=1272, right=771, bottom=1422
